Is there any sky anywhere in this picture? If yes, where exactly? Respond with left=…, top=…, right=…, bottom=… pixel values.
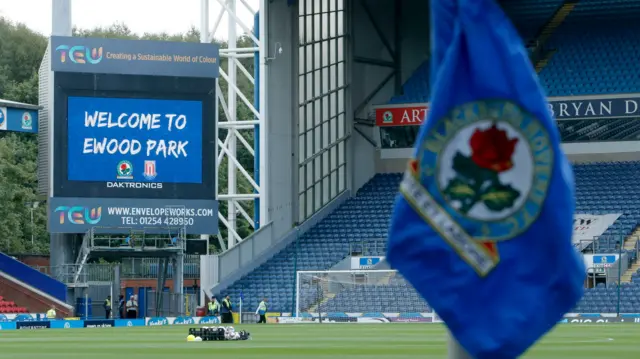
left=0, top=0, right=258, bottom=39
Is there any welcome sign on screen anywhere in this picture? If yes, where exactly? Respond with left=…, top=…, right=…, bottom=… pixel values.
left=67, top=96, right=203, bottom=184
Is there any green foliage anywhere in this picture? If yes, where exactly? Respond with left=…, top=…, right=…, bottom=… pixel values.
left=0, top=18, right=257, bottom=254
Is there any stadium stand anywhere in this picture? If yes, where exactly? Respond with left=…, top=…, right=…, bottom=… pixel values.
left=0, top=296, right=28, bottom=314
left=223, top=161, right=640, bottom=313
left=0, top=252, right=71, bottom=315
left=390, top=0, right=640, bottom=102
left=320, top=274, right=431, bottom=314
left=539, top=1, right=640, bottom=96
left=501, top=0, right=565, bottom=43
left=221, top=0, right=640, bottom=315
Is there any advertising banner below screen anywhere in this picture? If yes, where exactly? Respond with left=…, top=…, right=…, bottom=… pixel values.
left=48, top=197, right=218, bottom=234
left=67, top=96, right=203, bottom=184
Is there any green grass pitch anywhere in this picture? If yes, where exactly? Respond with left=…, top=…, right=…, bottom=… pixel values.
left=0, top=324, right=636, bottom=358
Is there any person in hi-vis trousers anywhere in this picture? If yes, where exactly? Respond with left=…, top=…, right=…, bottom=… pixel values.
left=256, top=298, right=268, bottom=323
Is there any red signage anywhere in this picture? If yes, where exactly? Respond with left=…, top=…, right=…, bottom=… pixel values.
left=375, top=105, right=428, bottom=127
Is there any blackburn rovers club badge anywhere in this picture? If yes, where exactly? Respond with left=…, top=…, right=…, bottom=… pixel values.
left=21, top=112, right=32, bottom=130
left=401, top=100, right=553, bottom=276
left=383, top=111, right=393, bottom=124
left=116, top=160, right=134, bottom=180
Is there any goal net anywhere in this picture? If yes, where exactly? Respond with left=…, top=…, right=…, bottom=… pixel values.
left=295, top=270, right=431, bottom=321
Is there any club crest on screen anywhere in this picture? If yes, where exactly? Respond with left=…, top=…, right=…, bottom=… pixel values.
left=143, top=160, right=157, bottom=180
left=400, top=100, right=554, bottom=275
left=116, top=160, right=133, bottom=180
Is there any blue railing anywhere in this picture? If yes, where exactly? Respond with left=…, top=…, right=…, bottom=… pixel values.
left=0, top=252, right=67, bottom=302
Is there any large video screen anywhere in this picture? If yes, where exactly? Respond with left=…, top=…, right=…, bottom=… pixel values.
left=67, top=96, right=203, bottom=184
left=52, top=72, right=216, bottom=200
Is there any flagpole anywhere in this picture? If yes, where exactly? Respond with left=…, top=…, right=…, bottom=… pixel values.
left=447, top=332, right=473, bottom=359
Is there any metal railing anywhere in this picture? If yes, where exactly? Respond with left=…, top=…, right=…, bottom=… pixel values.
left=33, top=255, right=202, bottom=282
left=348, top=239, right=386, bottom=256
left=47, top=264, right=115, bottom=284
left=146, top=290, right=197, bottom=317
left=120, top=256, right=201, bottom=279
left=89, top=226, right=187, bottom=250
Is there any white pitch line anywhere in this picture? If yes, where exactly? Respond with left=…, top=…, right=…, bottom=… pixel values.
left=549, top=337, right=614, bottom=344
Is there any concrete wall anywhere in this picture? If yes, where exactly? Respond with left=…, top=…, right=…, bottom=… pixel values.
left=266, top=0, right=296, bottom=239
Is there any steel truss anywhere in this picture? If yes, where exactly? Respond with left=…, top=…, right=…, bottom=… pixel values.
left=201, top=0, right=268, bottom=250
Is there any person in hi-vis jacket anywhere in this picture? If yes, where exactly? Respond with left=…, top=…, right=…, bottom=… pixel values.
left=255, top=298, right=268, bottom=324
left=221, top=295, right=233, bottom=323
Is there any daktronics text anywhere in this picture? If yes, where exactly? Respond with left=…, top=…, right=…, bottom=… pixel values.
left=107, top=182, right=163, bottom=189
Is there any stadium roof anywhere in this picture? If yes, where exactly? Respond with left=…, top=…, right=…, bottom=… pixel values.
left=0, top=98, right=40, bottom=111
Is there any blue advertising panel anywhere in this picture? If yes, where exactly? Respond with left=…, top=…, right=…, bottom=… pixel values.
left=0, top=107, right=38, bottom=133
left=50, top=320, right=84, bottom=329
left=50, top=36, right=219, bottom=78
left=67, top=96, right=202, bottom=184
left=0, top=321, right=16, bottom=330
left=115, top=319, right=145, bottom=327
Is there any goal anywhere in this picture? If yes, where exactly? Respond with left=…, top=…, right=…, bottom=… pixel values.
left=295, top=269, right=431, bottom=319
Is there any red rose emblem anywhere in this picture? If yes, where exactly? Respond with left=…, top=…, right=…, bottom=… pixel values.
left=469, top=124, right=518, bottom=172
left=120, top=164, right=127, bottom=171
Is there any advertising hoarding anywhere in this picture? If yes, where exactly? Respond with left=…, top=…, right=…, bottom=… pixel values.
left=51, top=36, right=219, bottom=78
left=49, top=197, right=218, bottom=234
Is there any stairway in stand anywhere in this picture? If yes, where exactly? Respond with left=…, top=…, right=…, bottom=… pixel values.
left=619, top=227, right=640, bottom=283
left=532, top=1, right=578, bottom=73
left=535, top=49, right=557, bottom=73
left=536, top=1, right=578, bottom=45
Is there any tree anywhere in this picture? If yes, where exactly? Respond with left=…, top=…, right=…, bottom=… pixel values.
left=0, top=17, right=258, bottom=253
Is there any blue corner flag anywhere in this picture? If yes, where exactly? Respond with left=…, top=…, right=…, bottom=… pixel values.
left=386, top=0, right=585, bottom=358
left=239, top=291, right=244, bottom=304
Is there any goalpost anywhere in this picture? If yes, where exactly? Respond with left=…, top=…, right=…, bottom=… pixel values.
left=295, top=269, right=431, bottom=320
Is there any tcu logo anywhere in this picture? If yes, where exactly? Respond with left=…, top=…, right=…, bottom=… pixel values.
left=55, top=45, right=103, bottom=64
